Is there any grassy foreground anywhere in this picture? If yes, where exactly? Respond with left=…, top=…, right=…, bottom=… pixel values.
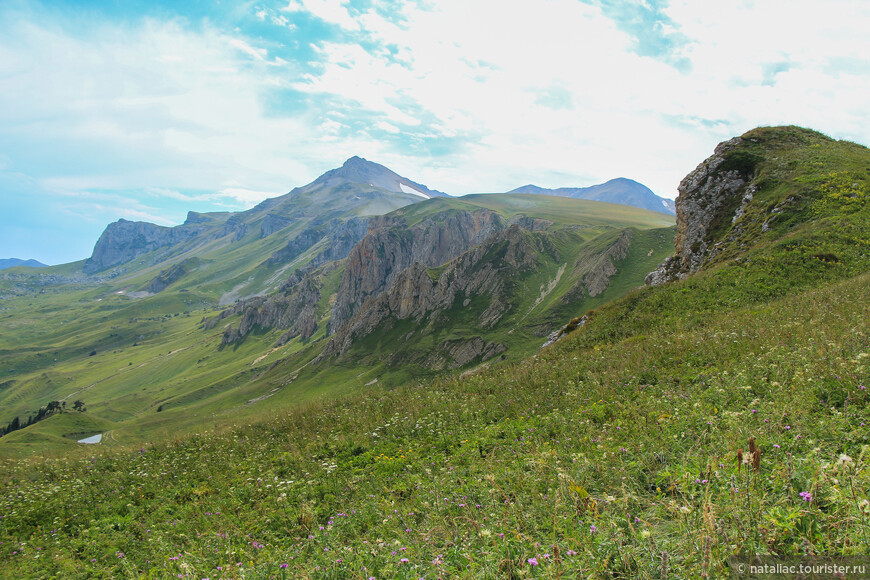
left=0, top=268, right=867, bottom=579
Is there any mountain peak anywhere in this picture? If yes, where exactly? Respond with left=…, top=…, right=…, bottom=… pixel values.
left=342, top=155, right=368, bottom=166
left=309, top=157, right=446, bottom=199
left=0, top=258, right=48, bottom=270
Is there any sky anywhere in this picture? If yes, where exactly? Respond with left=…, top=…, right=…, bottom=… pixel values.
left=1, top=0, right=869, bottom=264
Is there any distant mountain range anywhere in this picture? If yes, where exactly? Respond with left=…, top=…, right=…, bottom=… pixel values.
left=0, top=258, right=47, bottom=270
left=509, top=178, right=676, bottom=215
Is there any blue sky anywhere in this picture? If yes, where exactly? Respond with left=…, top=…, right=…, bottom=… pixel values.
left=1, top=0, right=869, bottom=264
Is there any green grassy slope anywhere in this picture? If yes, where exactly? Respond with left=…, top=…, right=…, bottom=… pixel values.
left=0, top=126, right=867, bottom=578
left=0, top=194, right=674, bottom=457
left=0, top=216, right=866, bottom=578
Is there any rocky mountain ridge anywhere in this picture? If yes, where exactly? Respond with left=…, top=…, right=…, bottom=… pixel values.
left=315, top=224, right=543, bottom=368
left=328, top=208, right=509, bottom=334
left=78, top=157, right=447, bottom=304
left=212, top=195, right=671, bottom=371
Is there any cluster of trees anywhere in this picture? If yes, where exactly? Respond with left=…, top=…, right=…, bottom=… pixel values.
left=0, top=399, right=86, bottom=438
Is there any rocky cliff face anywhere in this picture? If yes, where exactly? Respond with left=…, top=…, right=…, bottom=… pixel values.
left=267, top=218, right=368, bottom=269
left=328, top=209, right=506, bottom=334
left=317, top=224, right=543, bottom=368
left=260, top=214, right=294, bottom=238
left=579, top=229, right=633, bottom=297
left=84, top=219, right=206, bottom=274
left=210, top=272, right=327, bottom=346
left=646, top=137, right=759, bottom=285
left=146, top=258, right=199, bottom=294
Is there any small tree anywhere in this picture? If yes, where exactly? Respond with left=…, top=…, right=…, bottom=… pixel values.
left=73, top=400, right=86, bottom=412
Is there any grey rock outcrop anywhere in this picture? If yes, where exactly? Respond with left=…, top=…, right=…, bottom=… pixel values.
left=328, top=209, right=506, bottom=334
left=267, top=218, right=368, bottom=268
left=84, top=219, right=205, bottom=274
left=580, top=229, right=632, bottom=297
left=146, top=259, right=199, bottom=294
left=646, top=137, right=760, bottom=285
left=260, top=214, right=294, bottom=238
left=215, top=275, right=324, bottom=346
left=317, top=224, right=541, bottom=365
left=541, top=314, right=589, bottom=348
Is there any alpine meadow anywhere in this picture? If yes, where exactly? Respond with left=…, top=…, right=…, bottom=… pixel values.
left=0, top=125, right=868, bottom=579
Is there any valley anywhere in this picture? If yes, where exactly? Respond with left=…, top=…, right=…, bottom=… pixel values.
left=0, top=160, right=674, bottom=456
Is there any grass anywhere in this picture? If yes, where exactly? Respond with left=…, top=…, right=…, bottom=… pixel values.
left=0, top=266, right=866, bottom=578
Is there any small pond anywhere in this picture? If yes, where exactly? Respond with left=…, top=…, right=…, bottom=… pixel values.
left=77, top=433, right=102, bottom=444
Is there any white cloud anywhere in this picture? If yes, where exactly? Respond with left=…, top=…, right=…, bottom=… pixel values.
left=375, top=121, right=400, bottom=134
left=0, top=16, right=328, bottom=198
left=281, top=0, right=360, bottom=31
left=218, top=187, right=281, bottom=205
left=229, top=38, right=268, bottom=61
left=284, top=0, right=870, bottom=196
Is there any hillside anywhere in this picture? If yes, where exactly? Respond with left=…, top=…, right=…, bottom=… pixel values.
left=0, top=126, right=868, bottom=578
left=0, top=187, right=673, bottom=455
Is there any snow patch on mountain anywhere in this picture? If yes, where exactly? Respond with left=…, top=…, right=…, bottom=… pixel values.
left=399, top=182, right=430, bottom=199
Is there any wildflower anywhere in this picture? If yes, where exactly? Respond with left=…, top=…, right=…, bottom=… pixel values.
left=590, top=524, right=597, bottom=533
left=528, top=557, right=539, bottom=566
left=773, top=444, right=781, bottom=449
left=400, top=558, right=409, bottom=563
left=799, top=491, right=813, bottom=502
